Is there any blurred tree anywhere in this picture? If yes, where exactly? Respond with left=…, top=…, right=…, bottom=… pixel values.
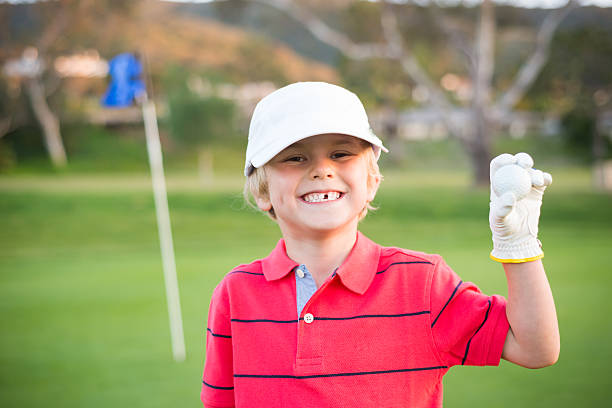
left=531, top=25, right=612, bottom=164
left=560, top=108, right=598, bottom=161
left=168, top=92, right=237, bottom=148
left=206, top=0, right=580, bottom=185
left=0, top=0, right=138, bottom=167
left=529, top=26, right=612, bottom=108
left=164, top=66, right=239, bottom=181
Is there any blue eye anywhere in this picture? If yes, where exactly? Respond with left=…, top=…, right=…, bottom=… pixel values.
left=285, top=156, right=305, bottom=162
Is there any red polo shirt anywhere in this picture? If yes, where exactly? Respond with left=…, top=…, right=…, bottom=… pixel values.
left=201, top=232, right=509, bottom=407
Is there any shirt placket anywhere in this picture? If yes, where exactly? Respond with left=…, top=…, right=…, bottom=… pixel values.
left=294, top=270, right=336, bottom=375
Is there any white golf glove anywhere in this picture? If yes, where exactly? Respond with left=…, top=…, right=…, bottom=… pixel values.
left=489, top=152, right=552, bottom=263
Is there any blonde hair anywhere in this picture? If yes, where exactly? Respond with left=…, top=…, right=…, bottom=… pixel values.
left=243, top=146, right=382, bottom=221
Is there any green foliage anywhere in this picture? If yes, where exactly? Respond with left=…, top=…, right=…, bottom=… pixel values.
left=167, top=91, right=238, bottom=149
left=338, top=56, right=414, bottom=109
left=0, top=140, right=17, bottom=171
left=162, top=66, right=240, bottom=150
left=558, top=107, right=611, bottom=163
left=2, top=125, right=48, bottom=160
left=560, top=108, right=597, bottom=162
left=529, top=26, right=612, bottom=112
left=62, top=124, right=150, bottom=172
left=161, top=65, right=231, bottom=93
left=0, top=123, right=152, bottom=174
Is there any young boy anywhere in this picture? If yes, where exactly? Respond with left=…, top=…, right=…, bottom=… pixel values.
left=201, top=82, right=559, bottom=407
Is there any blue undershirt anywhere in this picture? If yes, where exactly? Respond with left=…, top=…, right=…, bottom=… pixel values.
left=295, top=264, right=318, bottom=317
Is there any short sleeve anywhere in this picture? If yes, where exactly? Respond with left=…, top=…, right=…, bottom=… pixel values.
left=201, top=282, right=235, bottom=407
left=429, top=256, right=509, bottom=367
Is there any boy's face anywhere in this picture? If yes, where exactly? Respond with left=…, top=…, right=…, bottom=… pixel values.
left=255, top=133, right=380, bottom=238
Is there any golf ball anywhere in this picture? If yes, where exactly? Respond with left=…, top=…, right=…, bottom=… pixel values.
left=492, top=164, right=532, bottom=200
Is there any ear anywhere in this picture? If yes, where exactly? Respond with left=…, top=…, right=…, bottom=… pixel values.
left=255, top=195, right=272, bottom=212
left=367, top=173, right=381, bottom=202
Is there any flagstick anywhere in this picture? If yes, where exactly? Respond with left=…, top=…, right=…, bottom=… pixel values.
left=141, top=94, right=186, bottom=362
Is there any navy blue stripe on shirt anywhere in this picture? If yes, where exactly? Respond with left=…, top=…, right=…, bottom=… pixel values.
left=232, top=318, right=298, bottom=323
left=234, top=365, right=448, bottom=380
left=376, top=261, right=433, bottom=275
left=315, top=311, right=430, bottom=321
left=232, top=312, right=429, bottom=324
left=461, top=298, right=492, bottom=365
left=431, top=280, right=463, bottom=328
left=202, top=380, right=234, bottom=390
left=229, top=270, right=264, bottom=276
left=207, top=328, right=231, bottom=338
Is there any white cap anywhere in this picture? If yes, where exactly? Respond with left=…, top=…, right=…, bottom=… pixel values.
left=244, top=81, right=388, bottom=176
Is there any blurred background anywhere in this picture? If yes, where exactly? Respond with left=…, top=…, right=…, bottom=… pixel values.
left=1, top=0, right=611, bottom=407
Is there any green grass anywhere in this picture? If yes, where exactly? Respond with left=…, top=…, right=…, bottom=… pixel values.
left=1, top=170, right=611, bottom=407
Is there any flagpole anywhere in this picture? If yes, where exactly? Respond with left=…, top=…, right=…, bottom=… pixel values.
left=141, top=92, right=186, bottom=362
left=102, top=52, right=185, bottom=362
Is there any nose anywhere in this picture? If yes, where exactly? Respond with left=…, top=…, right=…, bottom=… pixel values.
left=309, top=156, right=334, bottom=180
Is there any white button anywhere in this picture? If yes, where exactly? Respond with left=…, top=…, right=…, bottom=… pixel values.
left=303, top=313, right=314, bottom=324
left=297, top=269, right=305, bottom=278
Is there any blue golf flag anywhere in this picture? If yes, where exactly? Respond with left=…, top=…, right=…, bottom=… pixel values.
left=102, top=53, right=146, bottom=108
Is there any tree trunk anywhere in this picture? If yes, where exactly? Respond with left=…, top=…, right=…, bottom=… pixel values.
left=468, top=110, right=492, bottom=187
left=25, top=78, right=67, bottom=167
left=470, top=0, right=495, bottom=187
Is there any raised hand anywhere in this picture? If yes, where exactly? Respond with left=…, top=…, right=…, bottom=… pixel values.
left=489, top=153, right=552, bottom=263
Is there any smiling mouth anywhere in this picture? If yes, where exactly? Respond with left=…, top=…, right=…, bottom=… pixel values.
left=301, top=191, right=343, bottom=203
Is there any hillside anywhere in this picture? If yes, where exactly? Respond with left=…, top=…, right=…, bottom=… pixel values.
left=1, top=0, right=338, bottom=85
left=133, top=1, right=337, bottom=84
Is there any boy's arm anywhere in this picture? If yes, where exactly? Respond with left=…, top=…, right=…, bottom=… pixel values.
left=489, top=153, right=560, bottom=368
left=501, top=259, right=559, bottom=368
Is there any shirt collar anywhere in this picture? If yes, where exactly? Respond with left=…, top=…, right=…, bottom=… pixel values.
left=261, top=231, right=381, bottom=295
left=261, top=239, right=299, bottom=281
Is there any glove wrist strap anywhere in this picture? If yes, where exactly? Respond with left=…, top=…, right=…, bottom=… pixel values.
left=490, top=237, right=543, bottom=263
